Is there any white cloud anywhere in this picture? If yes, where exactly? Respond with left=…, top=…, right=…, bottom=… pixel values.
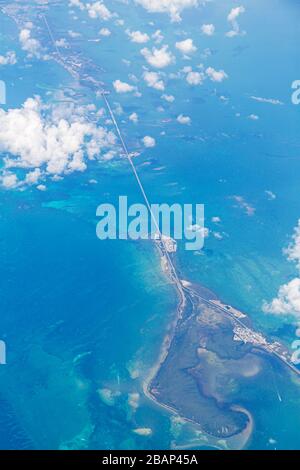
left=19, top=28, right=41, bottom=57
left=99, top=27, right=111, bottom=36
left=129, top=112, right=138, bottom=123
left=226, top=5, right=246, bottom=37
left=264, top=220, right=300, bottom=318
left=135, top=0, right=198, bottom=22
left=265, top=190, right=276, bottom=200
left=55, top=38, right=68, bottom=48
left=177, top=114, right=191, bottom=124
left=113, top=80, right=136, bottom=93
left=141, top=45, right=174, bottom=68
left=227, top=5, right=245, bottom=22
left=86, top=1, right=112, bottom=20
left=0, top=97, right=116, bottom=188
left=152, top=30, right=164, bottom=43
left=68, top=30, right=82, bottom=38
left=188, top=224, right=209, bottom=238
left=25, top=168, right=42, bottom=184
left=186, top=71, right=203, bottom=85
left=1, top=173, right=18, bottom=189
left=182, top=65, right=192, bottom=73
left=175, top=38, right=196, bottom=55
left=251, top=96, right=283, bottom=106
left=232, top=195, right=255, bottom=216
left=143, top=71, right=165, bottom=91
left=206, top=67, right=228, bottom=82
left=70, top=0, right=113, bottom=22
left=0, top=51, right=17, bottom=66
left=248, top=114, right=259, bottom=120
left=161, top=94, right=175, bottom=102
left=285, top=221, right=300, bottom=268
left=201, top=24, right=215, bottom=36
left=264, top=278, right=300, bottom=317
left=69, top=0, right=85, bottom=10
left=226, top=30, right=238, bottom=38
left=126, top=29, right=150, bottom=43
left=102, top=150, right=117, bottom=160
left=142, top=135, right=156, bottom=147
left=213, top=231, right=223, bottom=240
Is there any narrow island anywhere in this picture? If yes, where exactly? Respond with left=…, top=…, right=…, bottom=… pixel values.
left=143, top=236, right=300, bottom=449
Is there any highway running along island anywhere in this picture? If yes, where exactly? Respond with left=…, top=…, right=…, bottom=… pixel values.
left=100, top=89, right=300, bottom=449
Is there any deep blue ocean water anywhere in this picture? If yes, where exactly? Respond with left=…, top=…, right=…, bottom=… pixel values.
left=0, top=0, right=300, bottom=449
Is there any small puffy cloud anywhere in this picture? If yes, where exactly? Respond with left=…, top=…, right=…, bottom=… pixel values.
left=177, top=114, right=191, bottom=125
left=126, top=29, right=149, bottom=43
left=265, top=190, right=276, bottom=200
left=19, top=28, right=41, bottom=57
left=102, top=150, right=117, bottom=160
left=129, top=112, right=138, bottom=123
left=227, top=5, right=245, bottom=22
left=142, top=135, right=156, bottom=148
left=141, top=45, right=174, bottom=68
left=226, top=30, right=238, bottom=38
left=213, top=232, right=223, bottom=240
left=99, top=27, right=111, bottom=36
left=186, top=71, right=203, bottom=85
left=175, top=38, right=196, bottom=55
left=86, top=1, right=112, bottom=20
left=201, top=24, right=215, bottom=36
left=113, top=80, right=136, bottom=93
left=219, top=95, right=229, bottom=102
left=135, top=0, right=198, bottom=22
left=143, top=71, right=165, bottom=91
left=285, top=221, right=300, bottom=268
left=68, top=30, right=81, bottom=38
left=161, top=94, right=175, bottom=103
left=187, top=224, right=209, bottom=239
left=152, top=29, right=164, bottom=43
left=69, top=0, right=85, bottom=9
left=248, top=114, right=259, bottom=120
left=1, top=173, right=18, bottom=189
left=206, top=67, right=228, bottom=82
left=55, top=38, right=68, bottom=48
left=232, top=195, right=255, bottom=216
left=263, top=221, right=300, bottom=317
left=70, top=0, right=114, bottom=25
left=0, top=51, right=17, bottom=66
left=226, top=5, right=246, bottom=37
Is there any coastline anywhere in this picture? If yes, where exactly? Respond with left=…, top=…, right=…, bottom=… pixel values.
left=143, top=241, right=300, bottom=449
left=142, top=244, right=251, bottom=449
